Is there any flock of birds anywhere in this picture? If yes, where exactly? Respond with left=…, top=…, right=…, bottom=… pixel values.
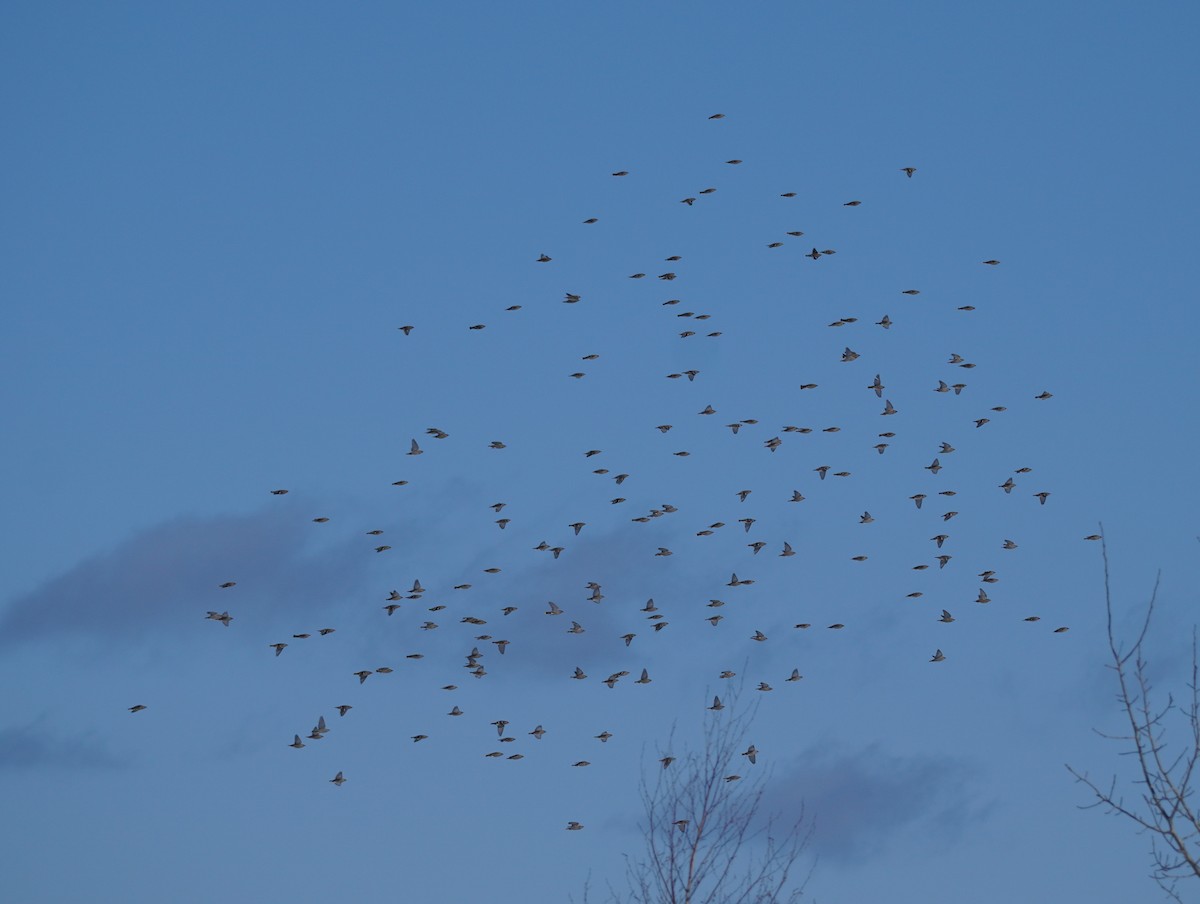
left=129, top=112, right=1093, bottom=831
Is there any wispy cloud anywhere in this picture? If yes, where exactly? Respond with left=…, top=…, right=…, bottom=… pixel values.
left=0, top=722, right=121, bottom=771
left=768, top=743, right=984, bottom=862
left=0, top=507, right=382, bottom=649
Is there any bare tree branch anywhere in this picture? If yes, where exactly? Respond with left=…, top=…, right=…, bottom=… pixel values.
left=1067, top=528, right=1200, bottom=900
left=590, top=689, right=813, bottom=904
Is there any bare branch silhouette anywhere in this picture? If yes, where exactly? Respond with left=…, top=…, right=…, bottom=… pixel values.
left=1067, top=528, right=1200, bottom=901
left=584, top=690, right=813, bottom=904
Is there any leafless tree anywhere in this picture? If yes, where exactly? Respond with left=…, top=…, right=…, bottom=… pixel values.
left=585, top=692, right=813, bottom=904
left=1067, top=533, right=1200, bottom=901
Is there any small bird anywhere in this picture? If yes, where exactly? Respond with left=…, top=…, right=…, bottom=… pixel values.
left=1003, top=540, right=1018, bottom=549
left=1054, top=626, right=1070, bottom=633
left=129, top=705, right=147, bottom=714
left=910, top=494, right=926, bottom=509
left=336, top=705, right=352, bottom=717
left=930, top=649, right=945, bottom=662
left=926, top=458, right=942, bottom=475
left=780, top=542, right=795, bottom=557
left=999, top=478, right=1016, bottom=494
left=537, top=253, right=552, bottom=262
left=407, top=439, right=423, bottom=456
left=354, top=670, right=372, bottom=684
left=709, top=696, right=725, bottom=711
left=329, top=772, right=346, bottom=786
left=787, top=669, right=803, bottom=682
left=743, top=745, right=759, bottom=764
left=860, top=512, right=874, bottom=524
left=270, top=643, right=287, bottom=657
left=398, top=325, right=414, bottom=335
left=595, top=731, right=613, bottom=743
left=841, top=347, right=860, bottom=363
left=636, top=669, right=652, bottom=684
left=1034, top=492, right=1051, bottom=505
left=289, top=734, right=304, bottom=748
left=938, top=610, right=955, bottom=623
left=1035, top=391, right=1054, bottom=400
left=566, top=822, right=585, bottom=831
left=902, top=167, right=917, bottom=177
left=270, top=489, right=288, bottom=496
left=530, top=725, right=546, bottom=739
left=844, top=200, right=862, bottom=207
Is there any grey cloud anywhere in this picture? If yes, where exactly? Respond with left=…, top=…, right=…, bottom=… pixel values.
left=0, top=506, right=389, bottom=649
left=767, top=743, right=984, bottom=863
left=0, top=722, right=121, bottom=771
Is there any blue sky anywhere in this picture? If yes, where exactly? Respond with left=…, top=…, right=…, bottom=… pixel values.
left=3, top=2, right=1199, bottom=902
